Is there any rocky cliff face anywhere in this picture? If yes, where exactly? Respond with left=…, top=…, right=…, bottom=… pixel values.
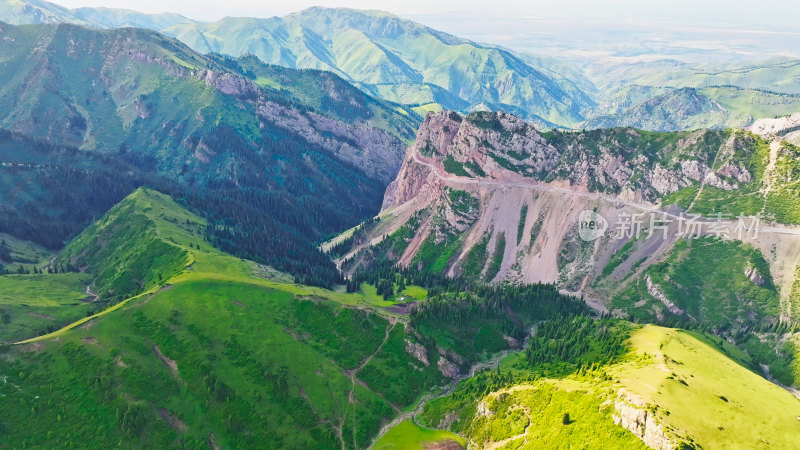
left=613, top=389, right=677, bottom=450
left=338, top=110, right=800, bottom=329
left=749, top=112, right=800, bottom=138
left=384, top=110, right=756, bottom=210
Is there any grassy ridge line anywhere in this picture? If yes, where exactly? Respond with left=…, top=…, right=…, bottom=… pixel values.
left=14, top=254, right=417, bottom=345
left=15, top=185, right=409, bottom=345
left=612, top=326, right=800, bottom=448
left=14, top=246, right=196, bottom=345
left=14, top=188, right=201, bottom=344
left=14, top=285, right=159, bottom=344
left=415, top=324, right=800, bottom=449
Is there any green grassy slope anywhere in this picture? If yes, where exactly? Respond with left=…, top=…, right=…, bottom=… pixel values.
left=616, top=326, right=800, bottom=449
left=613, top=238, right=780, bottom=330
left=372, top=420, right=465, bottom=449
left=632, top=59, right=800, bottom=95
left=232, top=54, right=420, bottom=141
left=57, top=188, right=192, bottom=302
left=0, top=272, right=92, bottom=343
left=661, top=138, right=800, bottom=224
left=611, top=237, right=798, bottom=387
left=0, top=188, right=417, bottom=448
left=4, top=189, right=799, bottom=449
left=415, top=324, right=800, bottom=449
left=0, top=232, right=54, bottom=273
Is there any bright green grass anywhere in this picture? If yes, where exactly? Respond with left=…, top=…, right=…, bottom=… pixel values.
left=0, top=272, right=92, bottom=343
left=4, top=259, right=420, bottom=447
left=459, top=233, right=489, bottom=280
left=612, top=325, right=800, bottom=449
left=57, top=188, right=193, bottom=302
left=443, top=155, right=470, bottom=177
left=418, top=365, right=646, bottom=449
left=600, top=239, right=636, bottom=278
left=357, top=323, right=443, bottom=406
left=420, top=325, right=800, bottom=449
left=373, top=420, right=464, bottom=449
left=660, top=184, right=700, bottom=209
left=0, top=188, right=450, bottom=447
left=661, top=138, right=800, bottom=225
left=690, top=185, right=765, bottom=217
left=703, top=86, right=800, bottom=120
left=465, top=381, right=648, bottom=449
left=411, top=103, right=444, bottom=116
left=2, top=276, right=398, bottom=448
left=401, top=285, right=428, bottom=300
left=357, top=283, right=428, bottom=307
left=413, top=234, right=462, bottom=274
left=612, top=238, right=779, bottom=333
left=517, top=204, right=528, bottom=245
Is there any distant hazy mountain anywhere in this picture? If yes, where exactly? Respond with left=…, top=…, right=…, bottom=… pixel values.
left=71, top=7, right=195, bottom=30
left=2, top=0, right=800, bottom=133
left=586, top=57, right=800, bottom=95
left=161, top=8, right=596, bottom=127
left=0, top=0, right=89, bottom=25
left=584, top=86, right=800, bottom=131
left=0, top=0, right=193, bottom=28
left=0, top=1, right=596, bottom=127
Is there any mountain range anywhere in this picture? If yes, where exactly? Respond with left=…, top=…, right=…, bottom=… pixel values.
left=6, top=0, right=800, bottom=133
left=0, top=0, right=194, bottom=28
left=0, top=19, right=419, bottom=286
left=0, top=0, right=597, bottom=127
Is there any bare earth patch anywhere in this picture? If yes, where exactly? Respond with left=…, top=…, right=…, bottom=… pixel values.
left=283, top=327, right=300, bottom=341
left=230, top=299, right=248, bottom=308
left=16, top=341, right=45, bottom=352
left=208, top=433, right=219, bottom=450
left=27, top=312, right=55, bottom=320
left=424, top=440, right=464, bottom=450
left=386, top=301, right=417, bottom=315
left=157, top=407, right=188, bottom=433
left=153, top=345, right=180, bottom=378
